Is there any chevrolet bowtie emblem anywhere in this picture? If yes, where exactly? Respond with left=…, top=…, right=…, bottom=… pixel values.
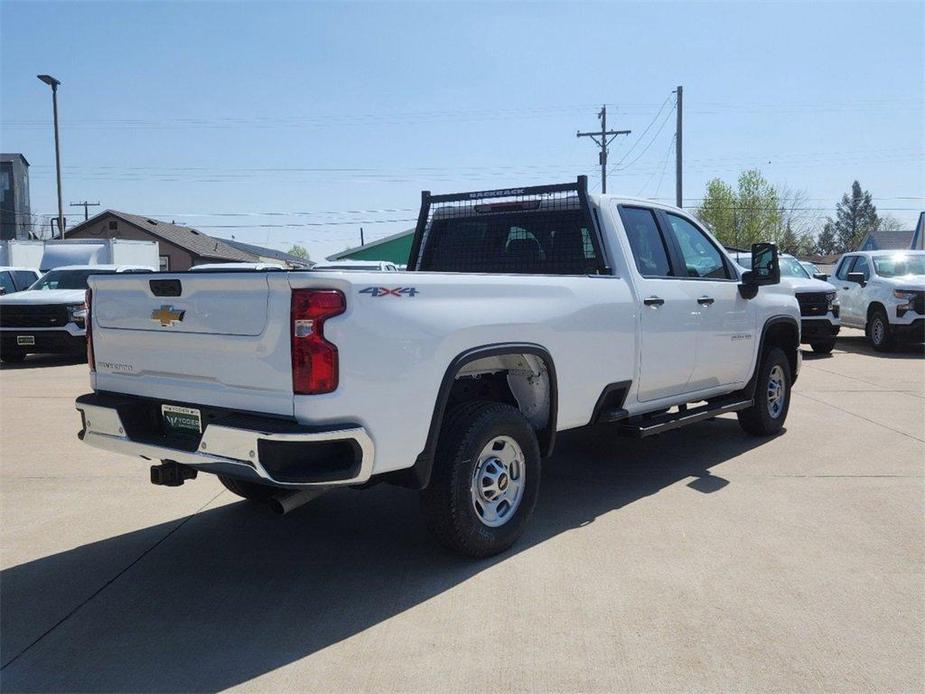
left=151, top=305, right=185, bottom=327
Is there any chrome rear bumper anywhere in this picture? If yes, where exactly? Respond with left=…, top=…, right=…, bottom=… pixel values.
left=76, top=393, right=374, bottom=488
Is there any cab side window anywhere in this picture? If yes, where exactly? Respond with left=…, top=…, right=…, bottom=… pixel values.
left=664, top=213, right=731, bottom=279
left=617, top=206, right=673, bottom=277
left=835, top=256, right=856, bottom=280
left=853, top=255, right=871, bottom=281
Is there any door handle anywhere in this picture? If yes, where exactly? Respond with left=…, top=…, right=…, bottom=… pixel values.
left=643, top=296, right=665, bottom=307
left=697, top=296, right=715, bottom=306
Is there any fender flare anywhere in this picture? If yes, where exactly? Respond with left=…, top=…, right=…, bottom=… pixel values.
left=408, top=342, right=558, bottom=490
left=746, top=315, right=801, bottom=396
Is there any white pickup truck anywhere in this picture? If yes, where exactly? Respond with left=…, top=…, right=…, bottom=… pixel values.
left=75, top=178, right=801, bottom=557
left=831, top=250, right=925, bottom=351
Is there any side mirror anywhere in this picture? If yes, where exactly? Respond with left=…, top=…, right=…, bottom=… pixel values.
left=739, top=242, right=780, bottom=299
left=813, top=273, right=829, bottom=281
left=0, top=287, right=6, bottom=296
left=847, top=272, right=867, bottom=287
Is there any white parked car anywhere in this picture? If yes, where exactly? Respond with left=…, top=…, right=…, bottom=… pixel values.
left=75, top=178, right=801, bottom=557
left=0, top=266, right=41, bottom=296
left=832, top=250, right=925, bottom=351
left=0, top=264, right=154, bottom=362
left=731, top=252, right=841, bottom=354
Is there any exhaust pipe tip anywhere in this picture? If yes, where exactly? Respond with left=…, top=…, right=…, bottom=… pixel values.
left=270, top=487, right=329, bottom=515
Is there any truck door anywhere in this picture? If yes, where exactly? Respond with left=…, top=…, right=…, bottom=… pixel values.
left=615, top=205, right=698, bottom=402
left=835, top=255, right=868, bottom=326
left=659, top=211, right=755, bottom=388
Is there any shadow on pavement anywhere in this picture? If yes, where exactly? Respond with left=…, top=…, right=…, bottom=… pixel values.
left=1, top=418, right=771, bottom=692
left=834, top=334, right=925, bottom=359
left=0, top=354, right=86, bottom=370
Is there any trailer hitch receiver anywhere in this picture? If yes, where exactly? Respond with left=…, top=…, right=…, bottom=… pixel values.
left=150, top=461, right=198, bottom=487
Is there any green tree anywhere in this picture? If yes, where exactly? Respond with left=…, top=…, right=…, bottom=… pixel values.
left=834, top=181, right=879, bottom=252
left=778, top=222, right=800, bottom=255
left=695, top=169, right=781, bottom=248
left=696, top=179, right=737, bottom=245
left=287, top=244, right=310, bottom=260
left=815, top=221, right=838, bottom=255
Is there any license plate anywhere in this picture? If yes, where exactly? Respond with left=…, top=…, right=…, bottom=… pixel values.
left=161, top=404, right=202, bottom=435
left=16, top=335, right=35, bottom=346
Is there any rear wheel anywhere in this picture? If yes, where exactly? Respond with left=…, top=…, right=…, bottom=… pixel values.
left=420, top=401, right=541, bottom=558
left=738, top=347, right=791, bottom=436
left=867, top=308, right=895, bottom=352
left=810, top=340, right=835, bottom=354
left=218, top=475, right=277, bottom=501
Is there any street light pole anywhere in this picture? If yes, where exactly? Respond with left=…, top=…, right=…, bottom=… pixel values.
left=37, top=74, right=64, bottom=237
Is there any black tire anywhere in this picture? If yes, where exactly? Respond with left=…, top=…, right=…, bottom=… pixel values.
left=737, top=347, right=792, bottom=436
left=810, top=340, right=835, bottom=355
left=420, top=401, right=541, bottom=558
left=218, top=475, right=277, bottom=501
left=867, top=307, right=895, bottom=352
left=0, top=350, right=27, bottom=363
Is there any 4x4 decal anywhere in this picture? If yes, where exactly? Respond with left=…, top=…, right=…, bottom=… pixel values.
left=360, top=287, right=419, bottom=298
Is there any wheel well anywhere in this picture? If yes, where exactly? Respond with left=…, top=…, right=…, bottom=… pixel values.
left=763, top=320, right=799, bottom=381
left=867, top=302, right=885, bottom=320
left=399, top=344, right=558, bottom=490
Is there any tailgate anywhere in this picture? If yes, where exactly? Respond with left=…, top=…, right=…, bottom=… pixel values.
left=89, top=273, right=294, bottom=416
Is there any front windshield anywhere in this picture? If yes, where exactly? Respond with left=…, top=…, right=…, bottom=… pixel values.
left=29, top=269, right=117, bottom=291
left=872, top=255, right=925, bottom=278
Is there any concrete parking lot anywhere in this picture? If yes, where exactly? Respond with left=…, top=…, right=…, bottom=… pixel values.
left=1, top=328, right=922, bottom=692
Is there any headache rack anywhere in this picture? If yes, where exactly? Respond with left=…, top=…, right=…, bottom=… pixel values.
left=408, top=175, right=611, bottom=276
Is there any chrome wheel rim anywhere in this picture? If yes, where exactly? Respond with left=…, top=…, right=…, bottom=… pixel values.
left=470, top=436, right=525, bottom=528
left=872, top=317, right=885, bottom=345
left=767, top=364, right=786, bottom=419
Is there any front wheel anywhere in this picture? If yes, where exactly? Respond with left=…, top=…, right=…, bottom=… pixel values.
left=420, top=401, right=541, bottom=558
left=738, top=347, right=792, bottom=436
left=867, top=308, right=895, bottom=352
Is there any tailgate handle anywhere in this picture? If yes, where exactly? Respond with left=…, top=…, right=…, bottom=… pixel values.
left=150, top=279, right=182, bottom=297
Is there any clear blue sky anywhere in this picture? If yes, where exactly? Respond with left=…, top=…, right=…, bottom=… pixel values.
left=2, top=1, right=923, bottom=260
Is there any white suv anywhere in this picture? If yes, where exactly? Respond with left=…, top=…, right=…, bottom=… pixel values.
left=833, top=250, right=925, bottom=351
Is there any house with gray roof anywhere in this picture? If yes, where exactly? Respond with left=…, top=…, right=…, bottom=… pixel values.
left=64, top=210, right=307, bottom=270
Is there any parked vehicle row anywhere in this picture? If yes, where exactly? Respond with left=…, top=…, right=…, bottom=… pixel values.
left=75, top=177, right=802, bottom=557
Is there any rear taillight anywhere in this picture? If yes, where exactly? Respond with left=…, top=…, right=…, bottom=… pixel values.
left=86, top=288, right=95, bottom=371
left=291, top=289, right=345, bottom=394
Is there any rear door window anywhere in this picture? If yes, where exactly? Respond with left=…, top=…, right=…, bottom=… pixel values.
left=12, top=271, right=37, bottom=289
left=617, top=206, right=673, bottom=277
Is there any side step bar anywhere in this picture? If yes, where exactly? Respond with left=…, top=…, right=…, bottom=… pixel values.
left=620, top=397, right=753, bottom=438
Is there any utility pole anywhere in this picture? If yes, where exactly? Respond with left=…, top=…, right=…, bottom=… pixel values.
left=360, top=227, right=365, bottom=246
left=674, top=85, right=683, bottom=208
left=576, top=105, right=630, bottom=194
left=70, top=200, right=100, bottom=221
